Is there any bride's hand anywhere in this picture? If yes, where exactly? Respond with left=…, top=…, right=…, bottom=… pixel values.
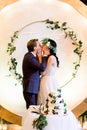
left=40, top=71, right=46, bottom=77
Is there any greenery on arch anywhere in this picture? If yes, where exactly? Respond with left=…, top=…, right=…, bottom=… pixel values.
left=6, top=19, right=83, bottom=87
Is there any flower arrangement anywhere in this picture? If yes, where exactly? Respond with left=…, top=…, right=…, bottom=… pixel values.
left=6, top=19, right=83, bottom=87
left=43, top=88, right=67, bottom=115
left=7, top=31, right=23, bottom=85
left=32, top=88, right=67, bottom=130
left=41, top=38, right=57, bottom=53
left=33, top=114, right=48, bottom=130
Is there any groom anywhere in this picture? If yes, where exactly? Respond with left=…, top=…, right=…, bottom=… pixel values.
left=22, top=39, right=46, bottom=109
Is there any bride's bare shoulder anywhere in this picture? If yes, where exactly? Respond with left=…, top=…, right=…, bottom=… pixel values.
left=48, top=55, right=56, bottom=60
left=48, top=55, right=56, bottom=64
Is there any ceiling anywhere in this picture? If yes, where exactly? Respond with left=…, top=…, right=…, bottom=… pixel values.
left=0, top=0, right=87, bottom=18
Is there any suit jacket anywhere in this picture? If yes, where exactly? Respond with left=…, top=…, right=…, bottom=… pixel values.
left=22, top=52, right=46, bottom=94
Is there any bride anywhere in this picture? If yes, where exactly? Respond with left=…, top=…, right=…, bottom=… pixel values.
left=37, top=38, right=83, bottom=130
left=37, top=38, right=59, bottom=105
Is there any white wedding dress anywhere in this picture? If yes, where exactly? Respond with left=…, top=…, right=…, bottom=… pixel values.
left=37, top=55, right=58, bottom=105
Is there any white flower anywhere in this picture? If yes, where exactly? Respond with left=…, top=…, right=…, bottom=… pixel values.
left=47, top=41, right=50, bottom=47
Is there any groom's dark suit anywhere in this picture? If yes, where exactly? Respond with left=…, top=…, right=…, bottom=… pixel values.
left=22, top=52, right=46, bottom=108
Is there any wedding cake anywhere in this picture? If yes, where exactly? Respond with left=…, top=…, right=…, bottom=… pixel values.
left=29, top=89, right=67, bottom=116
left=23, top=88, right=83, bottom=130
left=40, top=89, right=67, bottom=116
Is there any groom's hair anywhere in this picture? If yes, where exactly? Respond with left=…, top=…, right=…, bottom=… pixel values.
left=27, top=39, right=38, bottom=52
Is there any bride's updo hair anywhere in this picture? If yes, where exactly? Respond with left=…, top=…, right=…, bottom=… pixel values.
left=41, top=38, right=59, bottom=67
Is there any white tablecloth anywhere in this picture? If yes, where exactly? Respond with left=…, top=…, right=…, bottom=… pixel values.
left=22, top=106, right=83, bottom=130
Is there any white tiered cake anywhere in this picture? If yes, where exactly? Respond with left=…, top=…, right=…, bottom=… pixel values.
left=41, top=88, right=67, bottom=116
left=22, top=88, right=83, bottom=130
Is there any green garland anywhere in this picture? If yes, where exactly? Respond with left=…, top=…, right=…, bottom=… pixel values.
left=6, top=19, right=83, bottom=87
left=7, top=31, right=22, bottom=85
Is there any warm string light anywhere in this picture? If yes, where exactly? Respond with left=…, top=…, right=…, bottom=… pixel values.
left=0, top=118, right=7, bottom=130
left=83, top=115, right=87, bottom=130
left=78, top=114, right=87, bottom=129
left=83, top=121, right=87, bottom=129
left=0, top=125, right=7, bottom=130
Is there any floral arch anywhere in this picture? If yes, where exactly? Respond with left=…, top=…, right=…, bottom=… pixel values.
left=7, top=19, right=83, bottom=88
